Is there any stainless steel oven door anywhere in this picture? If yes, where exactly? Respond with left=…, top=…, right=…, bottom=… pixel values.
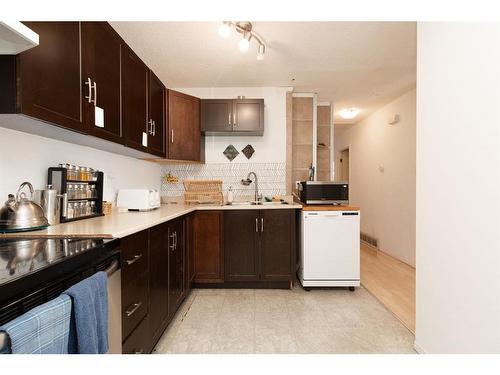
left=106, top=260, right=122, bottom=354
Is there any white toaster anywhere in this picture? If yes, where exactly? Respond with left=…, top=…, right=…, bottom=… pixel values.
left=116, top=189, right=161, bottom=211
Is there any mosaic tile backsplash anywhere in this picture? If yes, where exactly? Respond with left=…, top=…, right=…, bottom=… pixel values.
left=161, top=162, right=286, bottom=199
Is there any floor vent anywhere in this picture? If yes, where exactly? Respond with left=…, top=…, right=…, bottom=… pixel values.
left=361, top=232, right=378, bottom=248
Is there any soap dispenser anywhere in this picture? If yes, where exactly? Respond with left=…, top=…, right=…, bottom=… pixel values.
left=227, top=186, right=234, bottom=205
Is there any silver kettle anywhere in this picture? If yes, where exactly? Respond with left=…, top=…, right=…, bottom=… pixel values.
left=0, top=182, right=50, bottom=232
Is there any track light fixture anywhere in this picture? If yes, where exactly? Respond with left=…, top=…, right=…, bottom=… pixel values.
left=218, top=21, right=267, bottom=60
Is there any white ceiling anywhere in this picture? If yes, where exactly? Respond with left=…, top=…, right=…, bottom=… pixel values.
left=110, top=22, right=416, bottom=124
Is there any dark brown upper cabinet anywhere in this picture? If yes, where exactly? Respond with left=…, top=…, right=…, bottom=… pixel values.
left=201, top=98, right=264, bottom=136
left=122, top=46, right=149, bottom=154
left=81, top=22, right=122, bottom=143
left=168, top=90, right=202, bottom=161
left=148, top=71, right=165, bottom=156
left=16, top=22, right=84, bottom=132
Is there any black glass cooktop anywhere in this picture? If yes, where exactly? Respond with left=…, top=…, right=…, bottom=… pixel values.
left=0, top=237, right=114, bottom=287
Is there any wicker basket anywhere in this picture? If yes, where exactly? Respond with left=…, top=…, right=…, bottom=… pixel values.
left=183, top=180, right=224, bottom=205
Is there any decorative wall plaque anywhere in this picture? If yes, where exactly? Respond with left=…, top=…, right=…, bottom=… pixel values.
left=241, top=144, right=255, bottom=159
left=223, top=145, right=239, bottom=161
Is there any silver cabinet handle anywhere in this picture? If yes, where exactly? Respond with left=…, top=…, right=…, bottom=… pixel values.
left=171, top=129, right=174, bottom=143
left=134, top=349, right=144, bottom=354
left=255, top=218, right=258, bottom=232
left=153, top=120, right=156, bottom=136
left=125, top=302, right=142, bottom=317
left=93, top=81, right=97, bottom=107
left=261, top=218, right=264, bottom=232
left=125, top=254, right=142, bottom=265
left=228, top=112, right=231, bottom=126
left=174, top=231, right=178, bottom=248
left=147, top=119, right=153, bottom=135
left=170, top=232, right=175, bottom=251
left=233, top=108, right=236, bottom=127
left=85, top=77, right=92, bottom=104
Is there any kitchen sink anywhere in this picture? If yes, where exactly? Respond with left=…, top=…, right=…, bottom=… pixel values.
left=225, top=201, right=288, bottom=206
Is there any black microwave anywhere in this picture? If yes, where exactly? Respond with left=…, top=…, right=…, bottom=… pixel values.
left=298, top=181, right=349, bottom=205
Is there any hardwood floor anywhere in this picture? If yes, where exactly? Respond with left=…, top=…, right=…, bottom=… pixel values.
left=360, top=242, right=415, bottom=333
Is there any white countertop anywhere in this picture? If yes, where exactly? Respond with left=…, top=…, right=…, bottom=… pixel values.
left=0, top=202, right=302, bottom=239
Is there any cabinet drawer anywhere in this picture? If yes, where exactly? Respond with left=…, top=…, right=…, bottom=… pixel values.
left=122, top=272, right=148, bottom=340
left=121, top=230, right=149, bottom=282
left=122, top=315, right=150, bottom=354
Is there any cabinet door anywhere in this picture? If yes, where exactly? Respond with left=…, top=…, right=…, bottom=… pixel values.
left=168, top=90, right=201, bottom=161
left=81, top=22, right=122, bottom=143
left=260, top=210, right=294, bottom=281
left=194, top=211, right=223, bottom=283
left=233, top=99, right=264, bottom=133
left=122, top=46, right=149, bottom=153
left=200, top=99, right=233, bottom=132
left=168, top=219, right=185, bottom=317
left=224, top=210, right=260, bottom=282
left=186, top=213, right=196, bottom=288
left=18, top=22, right=83, bottom=131
left=148, top=71, right=165, bottom=157
left=148, top=223, right=169, bottom=342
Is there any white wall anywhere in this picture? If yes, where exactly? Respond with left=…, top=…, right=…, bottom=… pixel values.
left=0, top=126, right=161, bottom=202
left=335, top=89, right=416, bottom=267
left=416, top=23, right=500, bottom=353
left=173, top=87, right=289, bottom=164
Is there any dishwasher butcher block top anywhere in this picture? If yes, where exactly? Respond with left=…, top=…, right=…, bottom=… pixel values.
left=301, top=205, right=360, bottom=211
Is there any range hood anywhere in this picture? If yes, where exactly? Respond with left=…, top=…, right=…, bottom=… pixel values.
left=0, top=21, right=39, bottom=54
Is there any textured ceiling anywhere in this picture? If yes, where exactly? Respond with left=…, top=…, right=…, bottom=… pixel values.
left=110, top=21, right=416, bottom=124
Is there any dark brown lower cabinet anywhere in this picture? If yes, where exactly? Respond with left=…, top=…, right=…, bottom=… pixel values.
left=224, top=210, right=259, bottom=282
left=260, top=210, right=294, bottom=281
left=148, top=222, right=169, bottom=344
left=122, top=315, right=150, bottom=354
left=224, top=209, right=295, bottom=286
left=193, top=211, right=224, bottom=283
left=168, top=217, right=185, bottom=318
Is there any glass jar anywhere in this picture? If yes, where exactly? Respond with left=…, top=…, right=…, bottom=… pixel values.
left=67, top=202, right=74, bottom=219
left=90, top=201, right=96, bottom=214
left=86, top=185, right=92, bottom=198
left=90, top=185, right=96, bottom=198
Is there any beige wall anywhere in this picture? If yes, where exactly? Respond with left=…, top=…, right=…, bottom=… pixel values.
left=334, top=88, right=416, bottom=267
left=415, top=23, right=500, bottom=354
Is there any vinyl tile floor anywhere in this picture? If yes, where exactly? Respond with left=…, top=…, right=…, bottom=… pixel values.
left=153, top=286, right=416, bottom=354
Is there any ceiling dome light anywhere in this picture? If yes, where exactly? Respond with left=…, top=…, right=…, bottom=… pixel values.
left=339, top=108, right=360, bottom=120
left=218, top=22, right=231, bottom=38
left=238, top=35, right=250, bottom=52
left=256, top=44, right=265, bottom=60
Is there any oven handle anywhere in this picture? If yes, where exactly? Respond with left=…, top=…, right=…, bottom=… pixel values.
left=105, top=259, right=120, bottom=277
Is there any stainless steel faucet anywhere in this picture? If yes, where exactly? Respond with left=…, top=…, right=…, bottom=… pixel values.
left=241, top=171, right=261, bottom=203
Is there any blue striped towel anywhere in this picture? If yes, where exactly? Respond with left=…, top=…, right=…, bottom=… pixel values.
left=0, top=295, right=72, bottom=354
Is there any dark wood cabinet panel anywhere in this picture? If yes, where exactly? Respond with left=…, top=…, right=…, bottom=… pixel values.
left=186, top=213, right=196, bottom=288
left=122, top=46, right=149, bottom=153
left=233, top=99, right=264, bottom=133
left=148, top=71, right=165, bottom=157
left=148, top=223, right=169, bottom=342
left=121, top=272, right=149, bottom=341
left=194, top=211, right=224, bottom=283
left=122, top=315, right=150, bottom=354
left=260, top=210, right=294, bottom=281
left=168, top=90, right=201, bottom=161
left=200, top=99, right=233, bottom=132
left=168, top=218, right=185, bottom=317
left=224, top=210, right=260, bottom=282
left=81, top=22, right=122, bottom=143
left=201, top=98, right=264, bottom=135
left=121, top=230, right=149, bottom=285
left=18, top=22, right=83, bottom=131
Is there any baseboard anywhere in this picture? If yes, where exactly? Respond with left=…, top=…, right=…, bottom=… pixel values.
left=413, top=341, right=426, bottom=354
